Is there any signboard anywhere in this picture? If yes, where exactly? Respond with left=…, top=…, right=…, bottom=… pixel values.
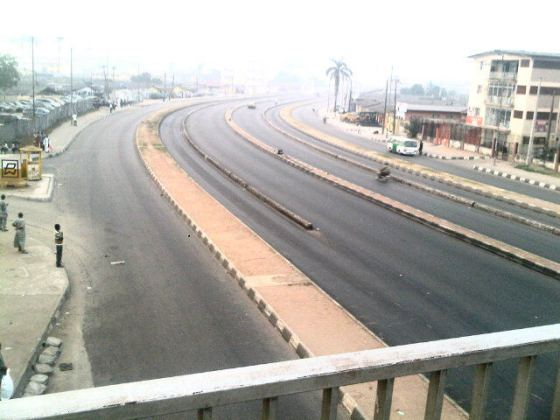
left=1, top=159, right=19, bottom=178
left=466, top=116, right=483, bottom=126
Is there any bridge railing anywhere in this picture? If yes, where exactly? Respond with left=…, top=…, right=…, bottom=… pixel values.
left=2, top=324, right=560, bottom=420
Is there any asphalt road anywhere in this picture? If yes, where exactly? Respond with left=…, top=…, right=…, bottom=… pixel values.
left=160, top=100, right=560, bottom=419
left=293, top=103, right=560, bottom=206
left=48, top=102, right=337, bottom=419
left=234, top=102, right=560, bottom=263
left=269, top=104, right=560, bottom=231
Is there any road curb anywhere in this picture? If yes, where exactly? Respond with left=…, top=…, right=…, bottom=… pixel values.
left=283, top=105, right=560, bottom=219
left=227, top=106, right=560, bottom=280
left=13, top=266, right=70, bottom=398
left=473, top=165, right=559, bottom=192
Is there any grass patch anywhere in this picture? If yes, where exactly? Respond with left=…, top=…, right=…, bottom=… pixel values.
left=515, top=164, right=560, bottom=179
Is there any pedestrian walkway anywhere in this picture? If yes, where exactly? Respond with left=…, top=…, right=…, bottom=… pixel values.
left=0, top=224, right=68, bottom=398
left=0, top=105, right=115, bottom=399
left=45, top=108, right=109, bottom=158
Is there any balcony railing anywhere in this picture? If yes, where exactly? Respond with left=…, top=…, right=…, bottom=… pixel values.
left=2, top=324, right=560, bottom=419
left=489, top=71, right=518, bottom=81
left=485, top=95, right=514, bottom=108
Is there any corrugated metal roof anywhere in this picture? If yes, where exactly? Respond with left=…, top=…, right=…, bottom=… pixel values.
left=401, top=103, right=467, bottom=113
left=469, top=50, right=560, bottom=60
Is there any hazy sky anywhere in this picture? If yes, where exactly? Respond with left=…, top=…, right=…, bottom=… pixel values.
left=1, top=0, right=559, bottom=91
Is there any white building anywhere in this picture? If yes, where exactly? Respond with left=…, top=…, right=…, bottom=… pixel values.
left=467, top=50, right=560, bottom=159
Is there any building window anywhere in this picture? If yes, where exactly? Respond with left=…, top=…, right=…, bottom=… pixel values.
left=520, top=59, right=530, bottom=68
left=530, top=86, right=538, bottom=95
left=513, top=110, right=523, bottom=119
left=540, top=87, right=560, bottom=96
left=516, top=85, right=526, bottom=94
left=536, top=112, right=558, bottom=120
left=533, top=60, right=560, bottom=70
left=526, top=111, right=534, bottom=120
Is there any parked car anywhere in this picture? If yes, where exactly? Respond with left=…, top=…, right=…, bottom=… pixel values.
left=23, top=107, right=50, bottom=117
left=386, top=137, right=419, bottom=156
left=0, top=113, right=18, bottom=123
left=247, top=102, right=256, bottom=109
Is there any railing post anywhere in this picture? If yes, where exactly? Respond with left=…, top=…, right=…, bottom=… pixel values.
left=262, top=397, right=278, bottom=420
left=374, top=378, right=395, bottom=420
left=470, top=363, right=492, bottom=420
left=551, top=357, right=560, bottom=419
left=321, top=387, right=339, bottom=420
left=197, top=407, right=212, bottom=420
left=510, top=356, right=536, bottom=420
left=424, top=370, right=447, bottom=420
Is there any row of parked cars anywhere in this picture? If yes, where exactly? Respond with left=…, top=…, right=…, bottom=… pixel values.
left=0, top=95, right=93, bottom=123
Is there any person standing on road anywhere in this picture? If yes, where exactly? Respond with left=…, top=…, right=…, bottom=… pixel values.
left=0, top=195, right=8, bottom=231
left=419, top=140, right=424, bottom=155
left=12, top=212, right=26, bottom=253
left=54, top=224, right=64, bottom=268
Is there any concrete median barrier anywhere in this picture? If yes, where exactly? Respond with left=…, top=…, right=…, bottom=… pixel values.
left=135, top=103, right=468, bottom=420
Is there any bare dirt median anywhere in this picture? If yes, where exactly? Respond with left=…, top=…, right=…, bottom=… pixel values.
left=136, top=102, right=468, bottom=420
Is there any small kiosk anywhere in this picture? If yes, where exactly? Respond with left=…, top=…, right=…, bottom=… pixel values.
left=0, top=146, right=42, bottom=188
left=20, top=145, right=43, bottom=181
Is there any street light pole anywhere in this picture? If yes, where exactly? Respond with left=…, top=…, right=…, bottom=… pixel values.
left=526, top=79, right=542, bottom=165
left=392, top=79, right=399, bottom=134
left=70, top=48, right=73, bottom=115
left=31, top=36, right=35, bottom=134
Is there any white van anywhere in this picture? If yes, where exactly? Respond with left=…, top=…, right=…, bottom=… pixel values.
left=386, top=137, right=419, bottom=156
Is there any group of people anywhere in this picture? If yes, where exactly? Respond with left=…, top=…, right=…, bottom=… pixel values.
left=33, top=131, right=52, bottom=153
left=0, top=142, right=19, bottom=154
left=0, top=195, right=64, bottom=267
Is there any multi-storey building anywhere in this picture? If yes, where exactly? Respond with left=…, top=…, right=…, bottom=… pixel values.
left=467, top=50, right=560, bottom=160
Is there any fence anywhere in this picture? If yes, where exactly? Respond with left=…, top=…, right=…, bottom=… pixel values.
left=0, top=99, right=94, bottom=143
left=1, top=324, right=560, bottom=419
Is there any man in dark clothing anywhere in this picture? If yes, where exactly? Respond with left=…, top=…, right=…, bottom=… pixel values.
left=54, top=224, right=64, bottom=267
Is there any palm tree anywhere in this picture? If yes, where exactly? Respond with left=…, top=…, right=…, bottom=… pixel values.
left=326, top=59, right=352, bottom=113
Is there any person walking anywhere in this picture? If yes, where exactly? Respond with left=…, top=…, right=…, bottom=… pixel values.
left=0, top=195, right=8, bottom=231
left=12, top=212, right=26, bottom=253
left=54, top=224, right=64, bottom=268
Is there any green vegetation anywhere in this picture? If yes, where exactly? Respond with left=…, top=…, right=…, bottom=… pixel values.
left=515, top=164, right=560, bottom=179
left=0, top=54, right=20, bottom=97
left=326, top=59, right=352, bottom=113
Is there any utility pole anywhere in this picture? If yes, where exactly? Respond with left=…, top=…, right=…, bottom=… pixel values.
left=392, top=79, right=399, bottom=134
left=526, top=79, right=542, bottom=165
left=70, top=48, right=73, bottom=115
left=382, top=79, right=389, bottom=135
left=171, top=74, right=174, bottom=100
left=163, top=73, right=167, bottom=101
left=554, top=95, right=560, bottom=171
left=543, top=91, right=556, bottom=166
left=31, top=36, right=36, bottom=134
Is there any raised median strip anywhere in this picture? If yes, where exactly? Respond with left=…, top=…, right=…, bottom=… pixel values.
left=227, top=107, right=560, bottom=280
left=281, top=103, right=560, bottom=219
left=263, top=106, right=560, bottom=237
left=473, top=165, right=559, bottom=192
left=135, top=103, right=468, bottom=419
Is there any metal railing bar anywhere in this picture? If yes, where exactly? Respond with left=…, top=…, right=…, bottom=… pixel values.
left=510, top=356, right=536, bottom=420
left=469, top=363, right=493, bottom=420
left=261, top=397, right=278, bottom=420
left=424, top=370, right=447, bottom=420
left=2, top=325, right=559, bottom=419
left=374, top=378, right=394, bottom=420
left=320, top=387, right=339, bottom=420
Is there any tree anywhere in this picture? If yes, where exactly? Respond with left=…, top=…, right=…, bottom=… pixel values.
left=0, top=54, right=20, bottom=97
left=326, top=59, right=352, bottom=113
left=407, top=118, right=422, bottom=138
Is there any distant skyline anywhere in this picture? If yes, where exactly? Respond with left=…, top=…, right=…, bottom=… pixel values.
left=1, top=0, right=559, bottom=93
